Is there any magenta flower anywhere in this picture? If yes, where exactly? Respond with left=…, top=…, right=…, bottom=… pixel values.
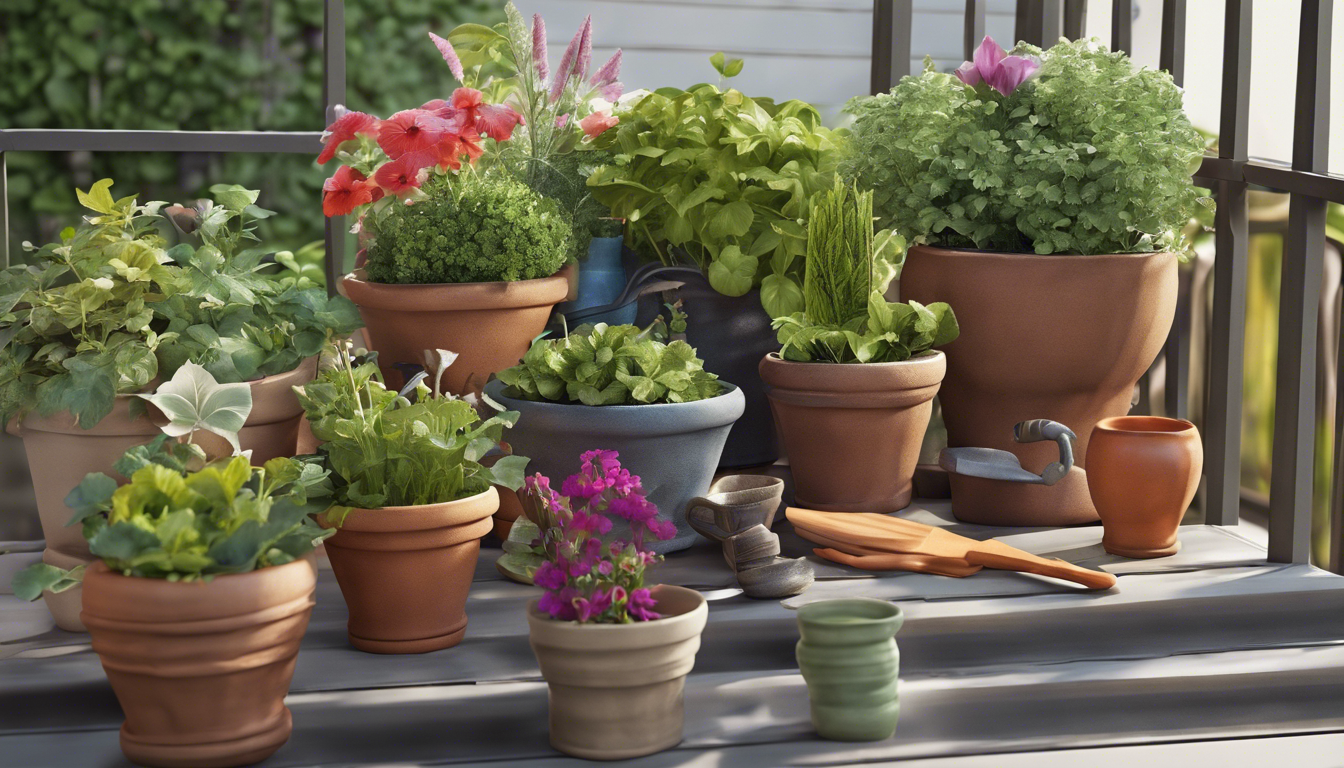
left=533, top=561, right=567, bottom=590
left=954, top=36, right=1039, bottom=96
left=531, top=14, right=549, bottom=82
left=627, top=588, right=660, bottom=622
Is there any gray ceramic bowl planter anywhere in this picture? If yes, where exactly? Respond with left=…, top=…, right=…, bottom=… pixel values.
left=482, top=380, right=746, bottom=553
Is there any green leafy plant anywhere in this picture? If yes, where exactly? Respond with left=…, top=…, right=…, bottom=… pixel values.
left=587, top=55, right=844, bottom=318
left=363, top=172, right=570, bottom=285
left=295, top=344, right=530, bottom=512
left=844, top=37, right=1208, bottom=255
left=0, top=180, right=363, bottom=429
left=498, top=320, right=722, bottom=405
left=137, top=362, right=253, bottom=454
left=773, top=183, right=959, bottom=363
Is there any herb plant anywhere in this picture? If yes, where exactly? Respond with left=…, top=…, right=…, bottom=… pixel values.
left=524, top=451, right=675, bottom=623
left=587, top=55, right=843, bottom=318
left=0, top=180, right=363, bottom=429
left=295, top=344, right=530, bottom=512
left=844, top=37, right=1207, bottom=255
left=497, top=321, right=722, bottom=406
left=362, top=172, right=570, bottom=284
left=773, top=183, right=960, bottom=363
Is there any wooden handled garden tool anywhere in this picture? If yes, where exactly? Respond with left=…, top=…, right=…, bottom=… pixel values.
left=786, top=507, right=1117, bottom=590
left=792, top=525, right=983, bottom=577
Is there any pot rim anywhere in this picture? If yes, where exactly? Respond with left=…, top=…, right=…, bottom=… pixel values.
left=796, top=597, right=904, bottom=628
left=320, top=486, right=500, bottom=532
left=484, top=379, right=746, bottom=432
left=526, top=584, right=708, bottom=648
left=1094, top=415, right=1198, bottom=436
left=342, top=267, right=571, bottom=311
left=760, top=350, right=944, bottom=370
left=81, top=555, right=317, bottom=625
left=908, top=244, right=1178, bottom=261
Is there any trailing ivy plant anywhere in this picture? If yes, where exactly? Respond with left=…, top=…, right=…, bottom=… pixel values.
left=295, top=344, right=530, bottom=513
left=498, top=320, right=722, bottom=406
left=0, top=180, right=363, bottom=429
left=587, top=55, right=844, bottom=318
left=843, top=37, right=1208, bottom=255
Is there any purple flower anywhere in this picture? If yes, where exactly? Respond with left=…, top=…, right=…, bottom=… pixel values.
left=954, top=36, right=1039, bottom=96
left=627, top=588, right=660, bottom=622
left=573, top=16, right=593, bottom=82
left=531, top=14, right=549, bottom=82
left=597, top=560, right=613, bottom=576
left=561, top=473, right=604, bottom=501
left=533, top=561, right=567, bottom=590
left=539, top=588, right=578, bottom=621
left=428, top=32, right=465, bottom=83
left=549, top=16, right=592, bottom=103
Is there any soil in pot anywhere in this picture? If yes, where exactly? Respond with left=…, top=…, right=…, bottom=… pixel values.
left=17, top=358, right=318, bottom=632
left=761, top=352, right=945, bottom=513
left=320, top=487, right=499, bottom=653
left=80, top=557, right=317, bottom=768
left=527, top=584, right=709, bottom=760
left=342, top=267, right=570, bottom=393
left=900, top=245, right=1176, bottom=526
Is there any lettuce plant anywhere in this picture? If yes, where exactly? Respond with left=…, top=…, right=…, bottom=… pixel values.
left=497, top=321, right=722, bottom=406
left=0, top=180, right=362, bottom=429
left=844, top=37, right=1208, bottom=255
left=295, top=344, right=529, bottom=512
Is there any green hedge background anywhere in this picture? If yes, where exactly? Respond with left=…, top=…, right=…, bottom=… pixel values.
left=0, top=0, right=502, bottom=258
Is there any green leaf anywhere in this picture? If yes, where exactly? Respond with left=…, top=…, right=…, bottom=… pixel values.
left=65, top=473, right=118, bottom=526
left=137, top=362, right=252, bottom=453
left=760, top=273, right=804, bottom=318
left=706, top=245, right=756, bottom=297
left=483, top=454, right=530, bottom=491
left=12, top=563, right=84, bottom=602
left=209, top=184, right=261, bottom=212
left=76, top=179, right=116, bottom=215
left=709, top=201, right=754, bottom=239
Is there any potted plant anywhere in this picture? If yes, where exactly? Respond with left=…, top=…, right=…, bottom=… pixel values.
left=586, top=55, right=865, bottom=467
left=0, top=179, right=361, bottom=630
left=523, top=453, right=707, bottom=760
left=11, top=381, right=333, bottom=768
left=485, top=320, right=744, bottom=552
left=294, top=343, right=529, bottom=653
left=761, top=182, right=958, bottom=513
left=845, top=36, right=1207, bottom=525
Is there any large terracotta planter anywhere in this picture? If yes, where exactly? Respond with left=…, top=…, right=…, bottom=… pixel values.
left=760, top=352, right=945, bottom=514
left=483, top=380, right=745, bottom=553
left=342, top=267, right=570, bottom=393
left=527, top=584, right=708, bottom=760
left=795, top=598, right=903, bottom=741
left=81, top=557, right=316, bottom=768
left=17, top=358, right=318, bottom=631
left=320, top=487, right=499, bottom=653
left=900, top=246, right=1177, bottom=526
left=1088, top=416, right=1203, bottom=558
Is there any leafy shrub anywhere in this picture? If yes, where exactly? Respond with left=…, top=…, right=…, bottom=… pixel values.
left=295, top=345, right=529, bottom=510
left=0, top=180, right=363, bottom=429
left=363, top=172, right=570, bottom=284
left=587, top=56, right=843, bottom=318
left=843, top=38, right=1207, bottom=255
left=498, top=321, right=722, bottom=405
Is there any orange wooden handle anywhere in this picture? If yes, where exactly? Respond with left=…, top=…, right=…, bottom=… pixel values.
left=962, top=549, right=1117, bottom=590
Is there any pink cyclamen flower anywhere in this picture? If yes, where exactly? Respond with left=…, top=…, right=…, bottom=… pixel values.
left=580, top=111, right=618, bottom=139
left=429, top=31, right=465, bottom=82
left=318, top=111, right=378, bottom=165
left=954, top=35, right=1040, bottom=96
left=531, top=14, right=549, bottom=82
left=377, top=109, right=449, bottom=160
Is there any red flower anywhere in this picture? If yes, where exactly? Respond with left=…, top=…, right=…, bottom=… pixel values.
left=450, top=87, right=484, bottom=112
left=450, top=88, right=523, bottom=142
left=434, top=131, right=484, bottom=170
left=318, top=111, right=378, bottom=165
left=580, top=111, right=618, bottom=139
left=419, top=99, right=467, bottom=131
left=373, top=155, right=428, bottom=194
left=377, top=109, right=449, bottom=160
left=322, top=166, right=376, bottom=217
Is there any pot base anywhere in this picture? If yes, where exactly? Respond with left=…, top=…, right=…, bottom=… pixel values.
left=795, top=490, right=912, bottom=515
left=349, top=617, right=467, bottom=654
left=949, top=468, right=1100, bottom=527
left=549, top=732, right=683, bottom=762
left=1103, top=538, right=1181, bottom=559
left=120, top=708, right=292, bottom=768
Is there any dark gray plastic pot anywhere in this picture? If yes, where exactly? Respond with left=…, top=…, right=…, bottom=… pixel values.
left=484, top=379, right=746, bottom=553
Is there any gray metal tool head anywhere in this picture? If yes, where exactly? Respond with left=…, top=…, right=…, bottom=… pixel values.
left=938, top=419, right=1077, bottom=486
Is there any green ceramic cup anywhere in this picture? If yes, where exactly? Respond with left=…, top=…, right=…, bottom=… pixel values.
left=795, top=598, right=903, bottom=741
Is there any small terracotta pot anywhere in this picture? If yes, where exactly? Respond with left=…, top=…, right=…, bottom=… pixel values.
left=759, top=352, right=945, bottom=513
left=342, top=267, right=570, bottom=393
left=796, top=598, right=903, bottom=742
left=321, top=487, right=499, bottom=653
left=527, top=584, right=708, bottom=760
left=18, top=358, right=318, bottom=632
left=81, top=558, right=317, bottom=768
left=900, top=246, right=1177, bottom=526
left=1087, top=416, right=1203, bottom=558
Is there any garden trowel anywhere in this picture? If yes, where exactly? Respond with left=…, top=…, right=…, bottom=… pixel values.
left=938, top=419, right=1076, bottom=486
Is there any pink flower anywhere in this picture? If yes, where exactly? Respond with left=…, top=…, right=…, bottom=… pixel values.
left=627, top=588, right=660, bottom=622
left=539, top=588, right=578, bottom=621
left=589, top=49, right=623, bottom=101
left=533, top=561, right=567, bottom=591
left=954, top=36, right=1040, bottom=96
left=580, top=111, right=618, bottom=139
left=322, top=166, right=375, bottom=217
left=318, top=111, right=378, bottom=165
left=550, top=16, right=592, bottom=102
left=373, top=155, right=428, bottom=195
left=531, top=14, right=549, bottom=82
left=429, top=31, right=465, bottom=82
left=450, top=88, right=524, bottom=143
left=377, top=109, right=448, bottom=160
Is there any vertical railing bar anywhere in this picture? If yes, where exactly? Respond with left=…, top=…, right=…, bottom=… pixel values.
left=1063, top=0, right=1087, bottom=40
left=322, top=0, right=348, bottom=295
left=1219, top=0, right=1252, bottom=162
left=870, top=0, right=893, bottom=94
left=0, top=151, right=8, bottom=269
left=1041, top=0, right=1064, bottom=45
left=892, top=0, right=912, bottom=83
left=1271, top=0, right=1332, bottom=565
left=1160, top=0, right=1188, bottom=86
left=1164, top=266, right=1191, bottom=420
left=1112, top=0, right=1134, bottom=53
left=1332, top=270, right=1344, bottom=571
left=1016, top=0, right=1042, bottom=46
left=964, top=0, right=987, bottom=61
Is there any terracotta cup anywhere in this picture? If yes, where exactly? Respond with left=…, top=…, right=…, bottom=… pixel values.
left=527, top=584, right=708, bottom=760
left=342, top=268, right=570, bottom=393
left=1087, top=416, right=1203, bottom=558
left=795, top=598, right=903, bottom=742
left=81, top=558, right=317, bottom=768
left=321, top=488, right=498, bottom=653
left=760, top=352, right=945, bottom=513
left=17, top=358, right=317, bottom=632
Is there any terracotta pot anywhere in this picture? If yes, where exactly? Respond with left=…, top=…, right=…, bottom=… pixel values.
left=17, top=358, right=318, bottom=632
left=81, top=557, right=316, bottom=768
left=760, top=352, right=945, bottom=513
left=795, top=598, right=903, bottom=741
left=320, top=487, right=499, bottom=653
left=342, top=267, right=570, bottom=393
left=900, top=246, right=1177, bottom=526
left=1087, top=416, right=1203, bottom=558
left=527, top=584, right=708, bottom=760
